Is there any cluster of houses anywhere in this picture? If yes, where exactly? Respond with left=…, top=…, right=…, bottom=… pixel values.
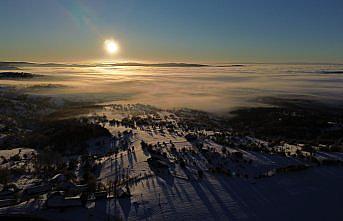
left=100, top=105, right=343, bottom=183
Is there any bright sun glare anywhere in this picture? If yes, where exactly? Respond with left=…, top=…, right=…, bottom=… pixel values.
left=104, top=39, right=119, bottom=54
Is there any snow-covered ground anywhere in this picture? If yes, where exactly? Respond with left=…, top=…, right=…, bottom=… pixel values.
left=1, top=105, right=343, bottom=221
left=0, top=148, right=36, bottom=161
left=2, top=166, right=342, bottom=221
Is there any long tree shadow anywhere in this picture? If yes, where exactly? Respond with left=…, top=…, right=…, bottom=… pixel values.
left=172, top=182, right=185, bottom=202
left=132, top=151, right=138, bottom=162
left=119, top=197, right=132, bottom=221
left=176, top=179, right=193, bottom=203
left=199, top=177, right=237, bottom=220
left=154, top=175, right=179, bottom=217
left=183, top=167, right=221, bottom=220
left=213, top=174, right=261, bottom=218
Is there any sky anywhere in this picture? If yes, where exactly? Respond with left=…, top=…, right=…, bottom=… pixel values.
left=0, top=0, right=343, bottom=63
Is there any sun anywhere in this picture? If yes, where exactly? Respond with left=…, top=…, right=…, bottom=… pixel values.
left=104, top=39, right=119, bottom=54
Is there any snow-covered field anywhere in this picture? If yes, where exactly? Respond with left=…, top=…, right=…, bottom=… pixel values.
left=2, top=166, right=342, bottom=221
left=1, top=105, right=343, bottom=221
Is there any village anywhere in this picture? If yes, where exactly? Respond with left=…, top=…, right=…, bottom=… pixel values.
left=1, top=103, right=342, bottom=220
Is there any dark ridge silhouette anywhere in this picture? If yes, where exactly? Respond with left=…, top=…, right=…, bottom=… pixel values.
left=0, top=72, right=37, bottom=79
left=34, top=63, right=91, bottom=67
left=103, top=62, right=209, bottom=67
left=26, top=84, right=67, bottom=89
left=0, top=61, right=91, bottom=68
left=319, top=70, right=343, bottom=74
left=0, top=61, right=210, bottom=68
left=0, top=64, right=20, bottom=70
left=0, top=61, right=36, bottom=66
left=215, top=64, right=245, bottom=67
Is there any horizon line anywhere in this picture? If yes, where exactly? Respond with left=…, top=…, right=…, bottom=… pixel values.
left=1, top=60, right=343, bottom=66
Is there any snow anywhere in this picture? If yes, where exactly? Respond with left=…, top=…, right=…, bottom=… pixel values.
left=0, top=148, right=36, bottom=161
left=1, top=166, right=342, bottom=221
left=1, top=106, right=343, bottom=220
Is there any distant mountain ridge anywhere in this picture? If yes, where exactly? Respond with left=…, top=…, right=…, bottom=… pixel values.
left=0, top=61, right=210, bottom=68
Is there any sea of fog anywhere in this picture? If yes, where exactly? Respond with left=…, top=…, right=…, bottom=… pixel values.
left=1, top=63, right=343, bottom=112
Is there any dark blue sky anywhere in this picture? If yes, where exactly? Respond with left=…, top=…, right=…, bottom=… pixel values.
left=1, top=0, right=342, bottom=62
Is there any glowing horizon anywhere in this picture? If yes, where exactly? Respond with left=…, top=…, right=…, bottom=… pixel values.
left=0, top=0, right=343, bottom=63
